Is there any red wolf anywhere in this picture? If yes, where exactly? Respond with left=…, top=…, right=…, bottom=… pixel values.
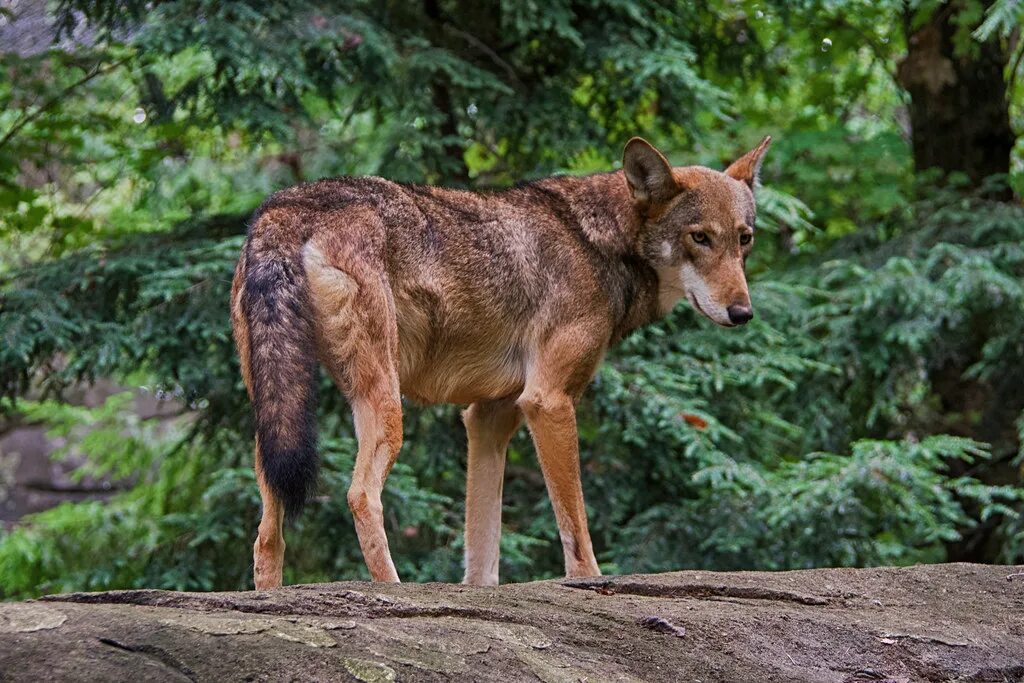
left=231, top=136, right=771, bottom=587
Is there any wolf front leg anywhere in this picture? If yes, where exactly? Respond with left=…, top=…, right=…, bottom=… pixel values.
left=462, top=399, right=522, bottom=586
left=517, top=326, right=604, bottom=578
left=518, top=388, right=600, bottom=577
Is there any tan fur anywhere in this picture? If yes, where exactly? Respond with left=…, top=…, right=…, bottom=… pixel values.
left=463, top=398, right=521, bottom=585
left=233, top=136, right=771, bottom=586
left=253, top=441, right=285, bottom=589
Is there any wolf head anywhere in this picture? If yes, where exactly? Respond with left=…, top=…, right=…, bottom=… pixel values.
left=623, top=136, right=772, bottom=327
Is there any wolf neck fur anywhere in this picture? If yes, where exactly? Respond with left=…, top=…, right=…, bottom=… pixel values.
left=523, top=171, right=664, bottom=342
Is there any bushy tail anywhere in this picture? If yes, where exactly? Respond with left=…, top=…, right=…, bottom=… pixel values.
left=242, top=244, right=318, bottom=519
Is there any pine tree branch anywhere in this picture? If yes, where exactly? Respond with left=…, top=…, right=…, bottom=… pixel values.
left=0, top=56, right=129, bottom=153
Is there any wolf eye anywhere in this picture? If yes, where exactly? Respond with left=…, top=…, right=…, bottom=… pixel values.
left=691, top=231, right=710, bottom=245
left=740, top=234, right=752, bottom=245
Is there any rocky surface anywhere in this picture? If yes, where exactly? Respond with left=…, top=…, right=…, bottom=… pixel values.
left=1, top=563, right=1022, bottom=682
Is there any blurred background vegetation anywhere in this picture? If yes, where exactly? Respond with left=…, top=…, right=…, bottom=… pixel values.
left=1, top=0, right=1023, bottom=598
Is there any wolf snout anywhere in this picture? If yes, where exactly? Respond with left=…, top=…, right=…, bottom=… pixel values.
left=727, top=304, right=754, bottom=325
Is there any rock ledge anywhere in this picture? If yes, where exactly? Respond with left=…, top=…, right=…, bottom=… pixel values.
left=2, top=563, right=1023, bottom=682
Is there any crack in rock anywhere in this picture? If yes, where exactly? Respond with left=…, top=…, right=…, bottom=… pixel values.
left=97, top=637, right=197, bottom=682
left=42, top=587, right=520, bottom=625
left=564, top=579, right=830, bottom=606
left=878, top=632, right=971, bottom=648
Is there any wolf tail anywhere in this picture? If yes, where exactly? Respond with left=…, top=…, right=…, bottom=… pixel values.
left=241, top=237, right=319, bottom=520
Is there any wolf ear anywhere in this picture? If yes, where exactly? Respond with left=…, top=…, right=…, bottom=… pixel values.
left=725, top=135, right=772, bottom=190
left=623, top=137, right=679, bottom=211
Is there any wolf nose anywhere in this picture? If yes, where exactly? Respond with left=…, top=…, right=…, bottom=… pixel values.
left=727, top=305, right=754, bottom=325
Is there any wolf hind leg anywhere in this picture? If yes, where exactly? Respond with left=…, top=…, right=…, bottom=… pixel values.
left=304, top=239, right=404, bottom=583
left=253, top=440, right=286, bottom=589
left=347, top=392, right=403, bottom=582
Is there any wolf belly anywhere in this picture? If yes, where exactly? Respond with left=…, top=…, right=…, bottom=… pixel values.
left=399, top=343, right=526, bottom=405
left=394, top=287, right=528, bottom=405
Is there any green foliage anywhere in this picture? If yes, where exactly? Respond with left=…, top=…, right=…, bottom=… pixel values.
left=1, top=1, right=1023, bottom=598
left=973, top=0, right=1024, bottom=40
left=49, top=0, right=742, bottom=184
left=0, top=396, right=458, bottom=594
left=617, top=436, right=1007, bottom=570
left=0, top=229, right=244, bottom=429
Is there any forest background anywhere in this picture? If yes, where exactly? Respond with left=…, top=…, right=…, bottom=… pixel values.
left=1, top=0, right=1023, bottom=597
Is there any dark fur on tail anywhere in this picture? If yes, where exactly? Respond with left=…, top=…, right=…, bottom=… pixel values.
left=242, top=241, right=319, bottom=519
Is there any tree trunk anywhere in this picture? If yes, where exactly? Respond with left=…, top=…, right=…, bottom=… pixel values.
left=897, top=2, right=1015, bottom=197
left=2, top=564, right=1023, bottom=682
